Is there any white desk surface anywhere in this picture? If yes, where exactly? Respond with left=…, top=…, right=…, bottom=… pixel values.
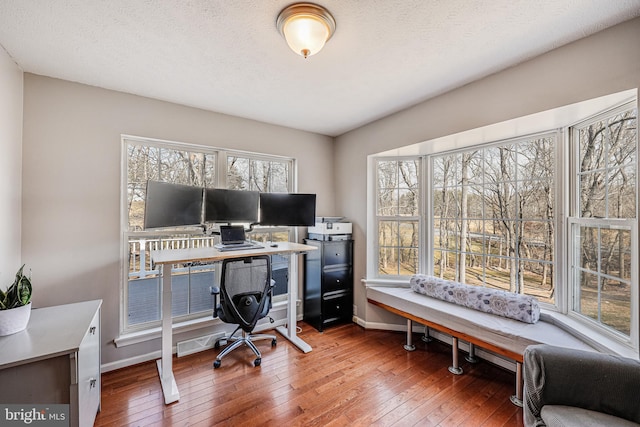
left=0, top=300, right=102, bottom=370
left=151, top=241, right=316, bottom=265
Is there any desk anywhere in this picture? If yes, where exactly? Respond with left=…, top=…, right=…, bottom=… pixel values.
left=0, top=300, right=102, bottom=427
left=150, top=242, right=316, bottom=404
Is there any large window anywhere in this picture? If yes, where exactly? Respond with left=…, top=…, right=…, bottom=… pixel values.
left=570, top=106, right=637, bottom=340
left=122, top=136, right=294, bottom=333
left=432, top=135, right=556, bottom=302
left=371, top=97, right=638, bottom=351
left=375, top=158, right=421, bottom=276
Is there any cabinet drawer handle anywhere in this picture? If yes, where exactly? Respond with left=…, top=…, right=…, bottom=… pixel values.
left=89, top=326, right=97, bottom=335
left=90, top=378, right=97, bottom=389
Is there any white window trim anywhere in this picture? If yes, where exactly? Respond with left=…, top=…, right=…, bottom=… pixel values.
left=426, top=131, right=561, bottom=299
left=371, top=156, right=423, bottom=280
left=567, top=217, right=638, bottom=350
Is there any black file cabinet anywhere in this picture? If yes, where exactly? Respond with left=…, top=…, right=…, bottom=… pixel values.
left=303, top=238, right=353, bottom=332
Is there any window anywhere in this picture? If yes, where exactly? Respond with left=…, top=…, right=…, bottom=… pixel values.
left=225, top=153, right=294, bottom=298
left=369, top=95, right=638, bottom=351
left=432, top=135, right=556, bottom=302
left=375, top=158, right=421, bottom=276
left=124, top=139, right=218, bottom=331
left=569, top=105, right=637, bottom=340
left=227, top=155, right=290, bottom=192
left=122, top=136, right=295, bottom=333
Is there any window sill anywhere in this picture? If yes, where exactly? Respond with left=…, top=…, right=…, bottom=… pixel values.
left=540, top=310, right=638, bottom=359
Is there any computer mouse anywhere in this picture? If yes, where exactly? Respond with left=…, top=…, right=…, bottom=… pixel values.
left=270, top=243, right=278, bottom=247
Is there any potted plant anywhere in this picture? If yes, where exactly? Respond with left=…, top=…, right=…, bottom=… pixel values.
left=0, top=264, right=33, bottom=336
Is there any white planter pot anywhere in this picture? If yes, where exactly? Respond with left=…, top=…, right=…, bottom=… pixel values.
left=0, top=302, right=32, bottom=336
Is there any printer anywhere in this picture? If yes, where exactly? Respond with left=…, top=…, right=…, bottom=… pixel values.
left=308, top=217, right=352, bottom=241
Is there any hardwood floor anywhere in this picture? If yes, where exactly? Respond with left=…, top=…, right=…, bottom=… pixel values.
left=96, top=323, right=524, bottom=426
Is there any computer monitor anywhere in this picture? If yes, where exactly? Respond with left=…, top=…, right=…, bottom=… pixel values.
left=143, top=180, right=203, bottom=229
left=204, top=188, right=259, bottom=224
left=258, top=193, right=316, bottom=226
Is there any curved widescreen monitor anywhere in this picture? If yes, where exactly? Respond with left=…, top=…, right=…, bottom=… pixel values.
left=143, top=180, right=203, bottom=229
left=258, top=193, right=316, bottom=226
left=204, top=188, right=259, bottom=223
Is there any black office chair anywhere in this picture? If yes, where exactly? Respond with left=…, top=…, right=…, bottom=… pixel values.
left=210, top=255, right=277, bottom=368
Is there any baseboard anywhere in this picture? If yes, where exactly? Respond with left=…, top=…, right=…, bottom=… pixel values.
left=102, top=350, right=164, bottom=373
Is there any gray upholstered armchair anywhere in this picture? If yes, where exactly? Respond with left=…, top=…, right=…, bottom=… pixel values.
left=523, top=344, right=640, bottom=426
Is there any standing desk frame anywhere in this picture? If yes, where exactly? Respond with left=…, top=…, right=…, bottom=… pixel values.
left=150, top=242, right=316, bottom=404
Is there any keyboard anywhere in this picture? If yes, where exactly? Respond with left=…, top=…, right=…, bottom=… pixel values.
left=214, top=242, right=263, bottom=252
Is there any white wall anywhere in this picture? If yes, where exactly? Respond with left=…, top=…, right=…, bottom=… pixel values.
left=0, top=45, right=23, bottom=285
left=21, top=75, right=334, bottom=365
left=334, top=17, right=640, bottom=326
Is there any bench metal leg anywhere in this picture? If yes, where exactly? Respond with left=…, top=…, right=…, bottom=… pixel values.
left=510, top=361, right=523, bottom=407
left=448, top=337, right=463, bottom=375
left=465, top=342, right=479, bottom=363
left=421, top=326, right=433, bottom=343
left=404, top=319, right=416, bottom=351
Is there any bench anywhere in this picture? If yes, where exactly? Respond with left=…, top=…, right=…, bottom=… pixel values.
left=366, top=277, right=596, bottom=406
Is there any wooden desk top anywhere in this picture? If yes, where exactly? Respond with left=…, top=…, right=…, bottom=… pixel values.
left=150, top=241, right=316, bottom=265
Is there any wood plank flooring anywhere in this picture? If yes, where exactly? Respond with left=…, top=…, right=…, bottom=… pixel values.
left=96, top=323, right=524, bottom=426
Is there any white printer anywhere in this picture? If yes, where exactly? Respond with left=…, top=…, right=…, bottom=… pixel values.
left=308, top=217, right=352, bottom=241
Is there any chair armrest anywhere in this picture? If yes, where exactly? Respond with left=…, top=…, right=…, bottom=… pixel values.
left=524, top=344, right=640, bottom=426
left=210, top=286, right=220, bottom=319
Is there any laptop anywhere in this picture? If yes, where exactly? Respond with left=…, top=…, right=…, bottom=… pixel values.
left=214, top=225, right=262, bottom=251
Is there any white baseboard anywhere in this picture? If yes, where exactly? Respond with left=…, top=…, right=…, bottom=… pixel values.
left=102, top=350, right=164, bottom=373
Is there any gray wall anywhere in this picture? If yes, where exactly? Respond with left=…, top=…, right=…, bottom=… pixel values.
left=0, top=46, right=23, bottom=285
left=21, top=75, right=334, bottom=365
left=334, top=17, right=640, bottom=326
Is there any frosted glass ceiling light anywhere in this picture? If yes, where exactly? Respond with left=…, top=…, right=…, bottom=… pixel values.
left=277, top=3, right=336, bottom=59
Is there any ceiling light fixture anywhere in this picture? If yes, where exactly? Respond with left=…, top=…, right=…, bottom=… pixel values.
left=276, top=3, right=336, bottom=59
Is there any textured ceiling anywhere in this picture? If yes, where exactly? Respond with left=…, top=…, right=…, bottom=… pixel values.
left=0, top=0, right=639, bottom=136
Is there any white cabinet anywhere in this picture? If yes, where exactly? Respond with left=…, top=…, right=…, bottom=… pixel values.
left=0, top=300, right=102, bottom=427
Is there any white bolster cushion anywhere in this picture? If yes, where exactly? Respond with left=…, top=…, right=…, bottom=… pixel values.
left=410, top=275, right=540, bottom=324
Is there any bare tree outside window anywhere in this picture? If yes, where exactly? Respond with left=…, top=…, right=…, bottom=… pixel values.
left=572, top=107, right=637, bottom=337
left=123, top=139, right=295, bottom=332
left=376, top=159, right=420, bottom=276
left=227, top=156, right=289, bottom=192
left=432, top=136, right=556, bottom=301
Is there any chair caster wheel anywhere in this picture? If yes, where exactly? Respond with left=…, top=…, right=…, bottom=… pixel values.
left=254, top=358, right=261, bottom=367
left=213, top=360, right=221, bottom=369
left=271, top=338, right=277, bottom=347
left=214, top=341, right=220, bottom=350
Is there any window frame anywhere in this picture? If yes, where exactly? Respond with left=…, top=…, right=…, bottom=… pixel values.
left=373, top=156, right=423, bottom=280
left=368, top=95, right=638, bottom=353
left=121, top=135, right=296, bottom=335
left=427, top=131, right=561, bottom=305
left=567, top=102, right=639, bottom=348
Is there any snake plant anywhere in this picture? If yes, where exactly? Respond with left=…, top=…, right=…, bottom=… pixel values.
left=0, top=265, right=32, bottom=310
